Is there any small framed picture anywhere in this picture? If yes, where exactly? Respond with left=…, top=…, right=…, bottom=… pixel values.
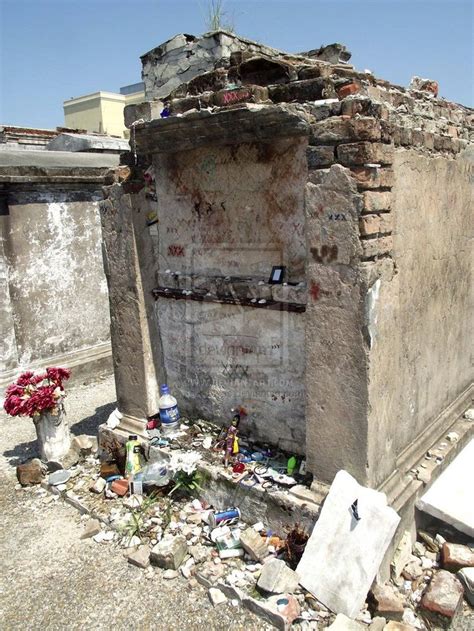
left=268, top=265, right=286, bottom=284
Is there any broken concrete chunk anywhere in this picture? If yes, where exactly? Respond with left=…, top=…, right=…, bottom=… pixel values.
left=391, top=531, right=413, bottom=578
left=208, top=587, right=227, bottom=606
left=401, top=557, right=423, bottom=581
left=80, top=518, right=101, bottom=540
left=327, top=613, right=365, bottom=630
left=441, top=542, right=474, bottom=571
left=150, top=535, right=187, bottom=570
left=456, top=567, right=474, bottom=606
left=123, top=494, right=143, bottom=510
left=93, top=530, right=114, bottom=543
left=89, top=477, right=106, bottom=494
left=464, top=408, right=474, bottom=420
left=368, top=583, right=404, bottom=621
left=60, top=447, right=79, bottom=469
left=16, top=459, right=44, bottom=486
left=420, top=569, right=463, bottom=624
left=127, top=545, right=150, bottom=569
left=383, top=623, right=416, bottom=631
left=243, top=593, right=300, bottom=631
left=186, top=512, right=203, bottom=525
left=71, top=434, right=97, bottom=457
left=240, top=527, right=270, bottom=563
left=257, top=558, right=299, bottom=594
left=188, top=544, right=209, bottom=564
left=297, top=470, right=400, bottom=618
left=368, top=616, right=386, bottom=631
left=409, top=76, right=439, bottom=98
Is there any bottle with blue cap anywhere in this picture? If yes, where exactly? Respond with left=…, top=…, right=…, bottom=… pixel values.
left=158, top=384, right=180, bottom=435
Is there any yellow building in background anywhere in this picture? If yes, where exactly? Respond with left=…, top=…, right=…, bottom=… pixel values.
left=63, top=83, right=145, bottom=138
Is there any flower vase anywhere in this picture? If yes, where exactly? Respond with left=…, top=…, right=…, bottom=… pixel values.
left=34, top=406, right=71, bottom=462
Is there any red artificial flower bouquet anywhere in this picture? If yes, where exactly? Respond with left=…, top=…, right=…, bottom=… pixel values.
left=3, top=367, right=71, bottom=419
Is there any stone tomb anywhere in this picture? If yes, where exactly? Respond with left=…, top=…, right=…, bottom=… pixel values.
left=100, top=35, right=473, bottom=514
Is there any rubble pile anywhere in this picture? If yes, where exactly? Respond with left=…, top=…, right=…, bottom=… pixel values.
left=15, top=430, right=474, bottom=630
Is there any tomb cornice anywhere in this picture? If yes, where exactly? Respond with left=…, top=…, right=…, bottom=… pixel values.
left=133, top=105, right=310, bottom=154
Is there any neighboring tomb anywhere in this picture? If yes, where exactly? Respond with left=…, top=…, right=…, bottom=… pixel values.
left=0, top=149, right=119, bottom=390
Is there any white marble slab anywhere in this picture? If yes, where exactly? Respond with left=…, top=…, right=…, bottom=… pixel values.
left=417, top=438, right=474, bottom=538
left=297, top=470, right=400, bottom=618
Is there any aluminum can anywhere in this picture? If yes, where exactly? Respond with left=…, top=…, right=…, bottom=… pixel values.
left=209, top=507, right=241, bottom=528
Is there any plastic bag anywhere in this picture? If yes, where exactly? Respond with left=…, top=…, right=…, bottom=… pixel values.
left=140, top=458, right=171, bottom=487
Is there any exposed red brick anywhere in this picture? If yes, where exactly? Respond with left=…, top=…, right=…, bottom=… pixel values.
left=420, top=570, right=463, bottom=619
left=351, top=166, right=394, bottom=190
left=312, top=116, right=382, bottom=144
left=361, top=235, right=393, bottom=258
left=111, top=478, right=129, bottom=496
left=359, top=213, right=392, bottom=236
left=441, top=543, right=474, bottom=571
left=363, top=191, right=392, bottom=212
left=337, top=82, right=360, bottom=99
left=337, top=142, right=393, bottom=166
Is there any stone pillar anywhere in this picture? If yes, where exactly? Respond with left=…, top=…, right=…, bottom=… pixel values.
left=100, top=180, right=164, bottom=436
left=304, top=164, right=370, bottom=486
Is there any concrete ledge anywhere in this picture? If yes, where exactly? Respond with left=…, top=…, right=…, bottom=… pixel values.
left=379, top=383, right=474, bottom=504
left=99, top=424, right=320, bottom=533
left=376, top=389, right=474, bottom=580
left=0, top=341, right=113, bottom=394
left=152, top=286, right=306, bottom=313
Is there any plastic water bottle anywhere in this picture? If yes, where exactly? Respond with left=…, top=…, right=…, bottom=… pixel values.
left=158, top=384, right=180, bottom=435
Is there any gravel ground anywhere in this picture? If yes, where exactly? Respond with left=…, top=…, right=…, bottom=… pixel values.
left=0, top=375, right=271, bottom=631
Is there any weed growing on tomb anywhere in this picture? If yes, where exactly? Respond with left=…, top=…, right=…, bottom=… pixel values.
left=202, top=0, right=235, bottom=32
left=121, top=492, right=159, bottom=543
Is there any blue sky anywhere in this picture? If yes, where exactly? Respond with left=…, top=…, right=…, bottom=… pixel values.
left=0, top=0, right=472, bottom=129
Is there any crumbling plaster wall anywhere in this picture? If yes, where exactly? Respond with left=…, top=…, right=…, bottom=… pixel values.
left=1, top=192, right=111, bottom=386
left=367, top=148, right=474, bottom=487
left=151, top=137, right=308, bottom=452
left=141, top=31, right=287, bottom=101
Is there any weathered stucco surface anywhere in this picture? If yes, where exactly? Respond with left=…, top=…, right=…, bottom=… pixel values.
left=158, top=300, right=305, bottom=452
left=100, top=185, right=164, bottom=424
left=0, top=150, right=118, bottom=389
left=0, top=230, right=19, bottom=373
left=150, top=138, right=308, bottom=452
left=4, top=193, right=110, bottom=366
left=154, top=138, right=307, bottom=278
left=304, top=165, right=370, bottom=484
left=367, top=148, right=474, bottom=487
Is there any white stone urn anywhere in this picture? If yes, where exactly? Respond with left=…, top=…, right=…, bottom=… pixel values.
left=34, top=406, right=71, bottom=462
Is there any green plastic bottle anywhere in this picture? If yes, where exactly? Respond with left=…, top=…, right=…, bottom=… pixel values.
left=287, top=455, right=297, bottom=475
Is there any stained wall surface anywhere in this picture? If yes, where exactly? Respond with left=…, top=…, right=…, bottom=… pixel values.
left=367, top=148, right=474, bottom=486
left=152, top=137, right=308, bottom=452
left=1, top=186, right=113, bottom=389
